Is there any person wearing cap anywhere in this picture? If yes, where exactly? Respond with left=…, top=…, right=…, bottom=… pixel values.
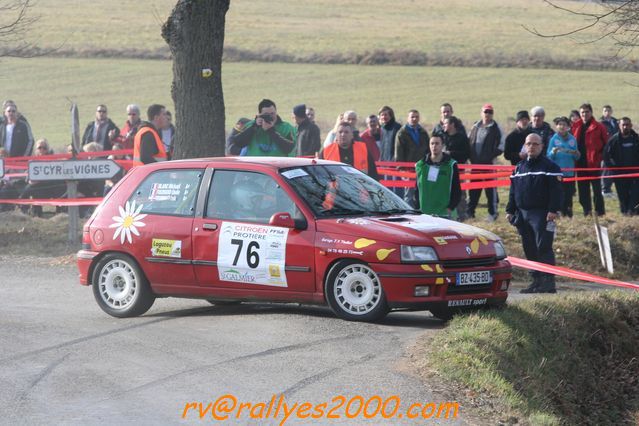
left=319, top=121, right=378, bottom=180
left=227, top=99, right=297, bottom=157
left=603, top=117, right=639, bottom=215
left=506, top=133, right=563, bottom=294
left=529, top=106, right=554, bottom=153
left=293, top=103, right=321, bottom=156
left=504, top=110, right=532, bottom=166
left=467, top=103, right=504, bottom=221
left=547, top=116, right=580, bottom=217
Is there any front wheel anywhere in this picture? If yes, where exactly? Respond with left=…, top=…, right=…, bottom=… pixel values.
left=325, top=260, right=389, bottom=322
left=92, top=253, right=155, bottom=318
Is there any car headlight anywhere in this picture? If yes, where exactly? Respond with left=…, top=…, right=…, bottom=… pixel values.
left=401, top=246, right=438, bottom=263
left=494, top=241, right=507, bottom=260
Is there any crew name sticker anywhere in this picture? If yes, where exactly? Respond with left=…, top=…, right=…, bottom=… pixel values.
left=218, top=222, right=289, bottom=287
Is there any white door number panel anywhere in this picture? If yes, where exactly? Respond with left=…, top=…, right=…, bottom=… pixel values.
left=218, top=222, right=289, bottom=287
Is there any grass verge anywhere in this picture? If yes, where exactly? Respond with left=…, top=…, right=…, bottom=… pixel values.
left=424, top=291, right=639, bottom=425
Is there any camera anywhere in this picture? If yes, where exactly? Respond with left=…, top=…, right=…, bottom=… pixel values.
left=257, top=113, right=274, bottom=124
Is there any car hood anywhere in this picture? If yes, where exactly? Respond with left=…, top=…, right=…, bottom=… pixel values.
left=316, top=214, right=501, bottom=258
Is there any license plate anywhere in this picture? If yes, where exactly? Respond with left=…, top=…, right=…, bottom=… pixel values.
left=456, top=271, right=492, bottom=285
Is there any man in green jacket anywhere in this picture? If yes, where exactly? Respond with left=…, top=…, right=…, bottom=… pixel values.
left=228, top=99, right=297, bottom=156
left=415, top=136, right=462, bottom=218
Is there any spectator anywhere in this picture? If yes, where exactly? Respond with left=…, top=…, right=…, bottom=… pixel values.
left=0, top=103, right=33, bottom=157
left=395, top=109, right=430, bottom=207
left=547, top=116, right=580, bottom=218
left=228, top=99, right=296, bottom=157
left=117, top=104, right=142, bottom=151
left=323, top=113, right=344, bottom=148
left=378, top=105, right=403, bottom=196
left=293, top=103, right=321, bottom=156
left=226, top=117, right=251, bottom=155
left=343, top=110, right=360, bottom=140
left=467, top=103, right=503, bottom=221
left=104, top=142, right=128, bottom=196
left=0, top=147, right=18, bottom=211
left=133, top=104, right=169, bottom=166
left=569, top=110, right=581, bottom=125
left=82, top=104, right=120, bottom=151
left=359, top=114, right=381, bottom=161
left=432, top=102, right=466, bottom=138
left=571, top=103, right=608, bottom=217
left=319, top=121, right=378, bottom=180
left=529, top=106, right=554, bottom=153
left=161, top=110, right=176, bottom=159
left=604, top=117, right=639, bottom=215
left=504, top=110, right=531, bottom=166
left=506, top=133, right=563, bottom=294
left=415, top=136, right=461, bottom=218
left=442, top=116, right=470, bottom=220
left=305, top=106, right=316, bottom=124
left=600, top=105, right=618, bottom=197
left=1, top=100, right=34, bottom=156
left=19, top=139, right=66, bottom=217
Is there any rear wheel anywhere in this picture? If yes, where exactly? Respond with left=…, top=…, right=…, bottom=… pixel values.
left=325, top=260, right=389, bottom=322
left=92, top=253, right=155, bottom=318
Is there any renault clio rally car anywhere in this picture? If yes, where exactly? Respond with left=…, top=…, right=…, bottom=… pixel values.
left=77, top=157, right=511, bottom=322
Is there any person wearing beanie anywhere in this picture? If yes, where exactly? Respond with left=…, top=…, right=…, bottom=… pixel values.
left=529, top=106, right=554, bottom=153
left=504, top=110, right=532, bottom=166
left=293, top=103, right=321, bottom=156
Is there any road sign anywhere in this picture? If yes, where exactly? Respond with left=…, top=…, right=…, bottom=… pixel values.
left=0, top=158, right=3, bottom=178
left=28, top=159, right=122, bottom=181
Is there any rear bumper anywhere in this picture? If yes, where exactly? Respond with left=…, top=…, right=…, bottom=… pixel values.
left=373, top=260, right=511, bottom=309
left=77, top=250, right=99, bottom=285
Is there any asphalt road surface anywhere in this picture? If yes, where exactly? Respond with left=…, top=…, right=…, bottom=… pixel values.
left=1, top=255, right=488, bottom=426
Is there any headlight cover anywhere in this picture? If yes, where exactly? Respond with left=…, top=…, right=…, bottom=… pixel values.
left=494, top=240, right=507, bottom=260
left=400, top=245, right=438, bottom=263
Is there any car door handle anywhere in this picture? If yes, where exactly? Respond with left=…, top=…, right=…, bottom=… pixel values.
left=203, top=223, right=218, bottom=231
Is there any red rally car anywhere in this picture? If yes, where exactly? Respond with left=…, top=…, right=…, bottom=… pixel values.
left=77, top=157, right=511, bottom=322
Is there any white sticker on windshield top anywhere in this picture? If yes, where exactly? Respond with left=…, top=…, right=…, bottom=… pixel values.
left=281, top=169, right=308, bottom=179
left=342, top=166, right=360, bottom=174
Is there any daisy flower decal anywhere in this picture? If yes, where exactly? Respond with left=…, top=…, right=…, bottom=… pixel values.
left=109, top=201, right=147, bottom=244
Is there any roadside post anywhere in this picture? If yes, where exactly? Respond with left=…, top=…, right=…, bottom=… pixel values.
left=27, top=159, right=122, bottom=243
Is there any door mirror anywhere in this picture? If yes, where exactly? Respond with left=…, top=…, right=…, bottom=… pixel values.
left=269, top=212, right=296, bottom=228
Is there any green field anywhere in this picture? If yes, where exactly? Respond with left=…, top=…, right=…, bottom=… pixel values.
left=2, top=57, right=639, bottom=152
left=22, top=0, right=629, bottom=64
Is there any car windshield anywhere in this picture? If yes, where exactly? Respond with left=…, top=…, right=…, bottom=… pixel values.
left=280, top=164, right=416, bottom=217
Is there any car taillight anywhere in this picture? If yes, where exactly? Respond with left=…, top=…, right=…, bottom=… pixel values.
left=82, top=225, right=91, bottom=249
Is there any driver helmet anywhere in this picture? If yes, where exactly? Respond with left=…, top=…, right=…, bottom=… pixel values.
left=230, top=180, right=264, bottom=212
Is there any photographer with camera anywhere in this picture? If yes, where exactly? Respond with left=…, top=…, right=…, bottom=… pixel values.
left=228, top=99, right=297, bottom=157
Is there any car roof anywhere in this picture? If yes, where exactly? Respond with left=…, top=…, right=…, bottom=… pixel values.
left=141, top=156, right=339, bottom=171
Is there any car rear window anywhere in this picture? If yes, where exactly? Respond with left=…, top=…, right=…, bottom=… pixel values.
left=128, top=169, right=203, bottom=217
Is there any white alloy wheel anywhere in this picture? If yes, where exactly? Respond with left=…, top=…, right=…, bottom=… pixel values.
left=97, top=259, right=138, bottom=310
left=326, top=261, right=389, bottom=321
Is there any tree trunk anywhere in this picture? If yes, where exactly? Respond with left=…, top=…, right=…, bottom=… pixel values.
left=162, top=0, right=230, bottom=160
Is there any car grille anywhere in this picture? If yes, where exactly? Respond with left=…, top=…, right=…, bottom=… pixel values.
left=441, top=257, right=496, bottom=268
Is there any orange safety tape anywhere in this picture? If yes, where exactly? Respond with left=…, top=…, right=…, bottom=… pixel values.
left=507, top=256, right=639, bottom=290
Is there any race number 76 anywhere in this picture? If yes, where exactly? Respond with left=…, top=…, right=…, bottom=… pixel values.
left=231, top=239, right=260, bottom=268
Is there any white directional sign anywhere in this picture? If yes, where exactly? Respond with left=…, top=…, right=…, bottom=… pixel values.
left=0, top=158, right=3, bottom=178
left=28, top=159, right=122, bottom=181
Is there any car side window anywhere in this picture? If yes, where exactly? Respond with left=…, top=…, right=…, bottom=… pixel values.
left=206, top=170, right=298, bottom=223
left=128, top=169, right=202, bottom=216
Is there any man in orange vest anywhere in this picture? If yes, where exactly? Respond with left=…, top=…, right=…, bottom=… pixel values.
left=319, top=121, right=378, bottom=180
left=133, top=104, right=169, bottom=166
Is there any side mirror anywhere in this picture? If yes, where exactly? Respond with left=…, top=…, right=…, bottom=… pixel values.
left=269, top=212, right=296, bottom=228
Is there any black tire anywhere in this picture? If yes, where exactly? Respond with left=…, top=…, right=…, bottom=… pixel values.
left=206, top=300, right=242, bottom=306
left=92, top=253, right=155, bottom=318
left=325, top=260, right=389, bottom=322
